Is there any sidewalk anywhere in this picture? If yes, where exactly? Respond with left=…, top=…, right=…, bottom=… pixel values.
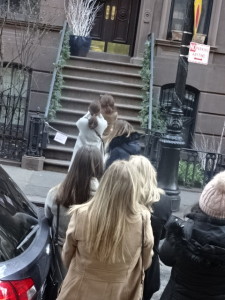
left=1, top=164, right=202, bottom=300
left=1, top=165, right=202, bottom=211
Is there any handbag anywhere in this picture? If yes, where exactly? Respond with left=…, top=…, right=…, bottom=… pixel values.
left=44, top=204, right=64, bottom=300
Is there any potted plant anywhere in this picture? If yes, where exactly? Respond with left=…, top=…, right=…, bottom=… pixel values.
left=64, top=0, right=101, bottom=57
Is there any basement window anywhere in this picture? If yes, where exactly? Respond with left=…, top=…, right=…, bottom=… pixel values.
left=0, top=0, right=40, bottom=15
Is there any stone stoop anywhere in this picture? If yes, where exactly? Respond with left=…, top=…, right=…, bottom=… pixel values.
left=44, top=54, right=142, bottom=172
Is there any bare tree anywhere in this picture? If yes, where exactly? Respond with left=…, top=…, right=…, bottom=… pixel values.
left=0, top=0, right=56, bottom=127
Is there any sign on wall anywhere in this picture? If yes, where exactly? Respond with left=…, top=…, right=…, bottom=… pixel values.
left=188, top=42, right=210, bottom=65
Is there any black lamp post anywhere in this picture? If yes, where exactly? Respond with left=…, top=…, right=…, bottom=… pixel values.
left=157, top=0, right=194, bottom=211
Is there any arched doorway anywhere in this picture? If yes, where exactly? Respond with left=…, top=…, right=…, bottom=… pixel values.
left=90, top=0, right=141, bottom=55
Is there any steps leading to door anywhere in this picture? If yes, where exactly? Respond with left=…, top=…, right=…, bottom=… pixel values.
left=44, top=55, right=142, bottom=172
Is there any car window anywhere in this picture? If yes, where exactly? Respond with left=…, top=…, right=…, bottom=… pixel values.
left=0, top=169, right=39, bottom=262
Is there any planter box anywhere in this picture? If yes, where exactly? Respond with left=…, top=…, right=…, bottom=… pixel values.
left=21, top=155, right=45, bottom=171
left=69, top=35, right=92, bottom=57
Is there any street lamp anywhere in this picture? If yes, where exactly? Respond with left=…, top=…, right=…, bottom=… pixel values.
left=157, top=0, right=194, bottom=211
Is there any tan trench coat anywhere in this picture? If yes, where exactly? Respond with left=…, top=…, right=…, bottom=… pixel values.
left=57, top=206, right=154, bottom=300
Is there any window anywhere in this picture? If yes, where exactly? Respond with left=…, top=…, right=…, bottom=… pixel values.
left=160, top=84, right=199, bottom=147
left=168, top=0, right=213, bottom=42
left=0, top=0, right=40, bottom=14
left=1, top=65, right=30, bottom=127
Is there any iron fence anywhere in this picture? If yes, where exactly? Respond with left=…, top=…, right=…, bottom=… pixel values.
left=178, top=148, right=224, bottom=188
left=143, top=131, right=225, bottom=188
left=0, top=93, right=28, bottom=161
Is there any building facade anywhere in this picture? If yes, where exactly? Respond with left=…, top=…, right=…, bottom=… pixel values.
left=1, top=0, right=225, bottom=164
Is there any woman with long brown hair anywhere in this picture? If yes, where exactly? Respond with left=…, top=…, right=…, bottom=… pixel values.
left=100, top=94, right=118, bottom=137
left=45, top=145, right=103, bottom=246
left=57, top=160, right=154, bottom=300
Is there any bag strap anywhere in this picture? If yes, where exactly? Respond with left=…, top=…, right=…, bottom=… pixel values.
left=94, top=129, right=104, bottom=144
left=141, top=213, right=144, bottom=284
left=54, top=204, right=60, bottom=245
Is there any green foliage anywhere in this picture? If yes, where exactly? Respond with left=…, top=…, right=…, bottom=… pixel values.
left=178, top=160, right=204, bottom=188
left=139, top=40, right=166, bottom=131
left=48, top=30, right=70, bottom=121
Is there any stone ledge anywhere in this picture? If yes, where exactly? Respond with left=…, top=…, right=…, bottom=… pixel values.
left=21, top=155, right=45, bottom=171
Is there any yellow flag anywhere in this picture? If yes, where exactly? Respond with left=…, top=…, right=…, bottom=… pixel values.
left=194, top=0, right=203, bottom=35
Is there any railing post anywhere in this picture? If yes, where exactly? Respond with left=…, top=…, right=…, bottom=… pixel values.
left=157, top=0, right=194, bottom=211
left=26, top=109, right=48, bottom=157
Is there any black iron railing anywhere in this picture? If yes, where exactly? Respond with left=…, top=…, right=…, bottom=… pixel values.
left=0, top=92, right=28, bottom=161
left=26, top=110, right=49, bottom=157
left=178, top=148, right=224, bottom=188
left=144, top=131, right=225, bottom=188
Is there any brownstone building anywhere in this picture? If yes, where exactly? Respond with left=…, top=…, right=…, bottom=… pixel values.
left=1, top=0, right=225, bottom=169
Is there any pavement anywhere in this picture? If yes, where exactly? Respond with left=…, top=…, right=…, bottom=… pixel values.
left=1, top=164, right=202, bottom=300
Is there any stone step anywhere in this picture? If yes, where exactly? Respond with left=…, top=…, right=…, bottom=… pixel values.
left=68, top=56, right=141, bottom=74
left=87, top=51, right=131, bottom=63
left=62, top=75, right=142, bottom=96
left=61, top=86, right=142, bottom=106
left=60, top=97, right=140, bottom=113
left=62, top=65, right=142, bottom=85
left=44, top=158, right=69, bottom=173
left=54, top=109, right=140, bottom=127
left=44, top=144, right=73, bottom=161
left=49, top=120, right=78, bottom=136
left=56, top=102, right=140, bottom=120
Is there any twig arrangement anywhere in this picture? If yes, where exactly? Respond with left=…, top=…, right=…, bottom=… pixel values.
left=64, top=0, right=101, bottom=37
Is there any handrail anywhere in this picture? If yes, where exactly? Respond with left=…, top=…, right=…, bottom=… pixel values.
left=147, top=33, right=155, bottom=130
left=45, top=20, right=67, bottom=118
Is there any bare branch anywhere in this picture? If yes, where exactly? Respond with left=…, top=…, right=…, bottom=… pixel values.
left=64, top=0, right=101, bottom=36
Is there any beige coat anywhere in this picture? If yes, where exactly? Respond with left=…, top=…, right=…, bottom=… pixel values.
left=57, top=205, right=154, bottom=300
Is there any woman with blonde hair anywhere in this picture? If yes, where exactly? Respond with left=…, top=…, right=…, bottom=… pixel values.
left=57, top=160, right=154, bottom=300
left=105, top=119, right=141, bottom=169
left=129, top=155, right=171, bottom=300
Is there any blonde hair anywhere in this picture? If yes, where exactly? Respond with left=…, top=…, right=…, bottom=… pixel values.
left=129, top=155, right=164, bottom=210
left=85, top=160, right=143, bottom=263
left=106, top=119, right=134, bottom=144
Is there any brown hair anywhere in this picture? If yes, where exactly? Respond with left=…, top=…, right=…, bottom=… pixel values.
left=100, top=94, right=116, bottom=115
left=56, top=146, right=103, bottom=208
left=88, top=101, right=101, bottom=129
left=106, top=119, right=135, bottom=144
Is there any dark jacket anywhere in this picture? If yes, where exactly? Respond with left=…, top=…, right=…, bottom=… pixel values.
left=159, top=213, right=225, bottom=300
left=105, top=132, right=141, bottom=169
left=143, top=194, right=172, bottom=300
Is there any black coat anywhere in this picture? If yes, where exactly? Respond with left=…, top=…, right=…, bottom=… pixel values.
left=143, top=194, right=172, bottom=300
left=105, top=132, right=141, bottom=169
left=159, top=213, right=225, bottom=300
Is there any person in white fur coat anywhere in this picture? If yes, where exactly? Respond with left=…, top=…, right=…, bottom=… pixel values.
left=69, top=101, right=107, bottom=171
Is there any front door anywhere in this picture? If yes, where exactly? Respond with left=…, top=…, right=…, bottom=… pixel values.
left=91, top=0, right=140, bottom=55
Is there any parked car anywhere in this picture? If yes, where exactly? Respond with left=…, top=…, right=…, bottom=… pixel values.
left=0, top=165, right=51, bottom=299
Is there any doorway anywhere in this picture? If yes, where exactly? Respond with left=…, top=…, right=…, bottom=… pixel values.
left=90, top=0, right=141, bottom=56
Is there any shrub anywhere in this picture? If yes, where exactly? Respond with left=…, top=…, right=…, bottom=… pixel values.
left=178, top=160, right=204, bottom=188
